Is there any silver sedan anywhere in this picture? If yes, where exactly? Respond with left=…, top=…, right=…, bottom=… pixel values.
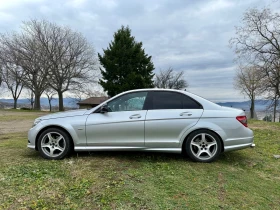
left=28, top=89, right=254, bottom=162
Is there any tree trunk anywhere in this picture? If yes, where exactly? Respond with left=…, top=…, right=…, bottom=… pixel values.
left=58, top=91, right=64, bottom=111
left=250, top=99, right=254, bottom=119
left=13, top=98, right=17, bottom=109
left=34, top=93, right=41, bottom=110
left=48, top=99, right=52, bottom=112
left=30, top=92, right=34, bottom=110
left=273, top=101, right=277, bottom=122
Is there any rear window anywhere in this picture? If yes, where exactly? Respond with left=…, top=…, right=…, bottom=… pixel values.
left=150, top=91, right=202, bottom=109
left=182, top=95, right=202, bottom=109
left=152, top=91, right=182, bottom=109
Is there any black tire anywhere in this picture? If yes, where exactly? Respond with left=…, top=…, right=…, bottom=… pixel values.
left=185, top=129, right=222, bottom=163
left=37, top=128, right=73, bottom=160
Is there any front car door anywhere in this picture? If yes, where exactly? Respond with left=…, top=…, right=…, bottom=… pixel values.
left=145, top=91, right=204, bottom=148
left=85, top=91, right=148, bottom=147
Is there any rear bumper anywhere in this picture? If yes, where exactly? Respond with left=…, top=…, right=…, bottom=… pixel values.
left=224, top=136, right=254, bottom=152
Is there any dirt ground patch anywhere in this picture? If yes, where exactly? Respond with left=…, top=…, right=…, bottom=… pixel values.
left=0, top=110, right=46, bottom=135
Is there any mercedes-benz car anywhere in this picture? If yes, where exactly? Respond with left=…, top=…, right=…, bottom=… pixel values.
left=28, top=89, right=254, bottom=162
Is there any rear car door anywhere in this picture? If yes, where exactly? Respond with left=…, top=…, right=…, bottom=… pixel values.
left=144, top=91, right=203, bottom=148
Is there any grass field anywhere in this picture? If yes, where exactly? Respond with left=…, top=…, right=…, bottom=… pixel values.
left=0, top=110, right=280, bottom=209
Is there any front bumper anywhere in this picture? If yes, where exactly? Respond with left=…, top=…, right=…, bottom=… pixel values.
left=27, top=144, right=36, bottom=149
left=27, top=127, right=38, bottom=150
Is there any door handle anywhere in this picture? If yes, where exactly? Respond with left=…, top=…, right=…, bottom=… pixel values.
left=180, top=112, right=192, bottom=116
left=129, top=114, right=141, bottom=119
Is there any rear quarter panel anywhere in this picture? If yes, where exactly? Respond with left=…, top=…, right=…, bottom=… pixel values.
left=179, top=110, right=254, bottom=148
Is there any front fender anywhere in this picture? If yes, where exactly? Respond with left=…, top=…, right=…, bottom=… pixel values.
left=34, top=115, right=88, bottom=147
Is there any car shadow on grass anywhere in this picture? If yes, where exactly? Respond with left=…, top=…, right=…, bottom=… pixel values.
left=72, top=150, right=250, bottom=164
left=22, top=149, right=251, bottom=165
left=73, top=151, right=188, bottom=162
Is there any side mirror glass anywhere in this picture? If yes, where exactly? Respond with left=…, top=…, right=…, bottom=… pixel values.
left=100, top=104, right=109, bottom=113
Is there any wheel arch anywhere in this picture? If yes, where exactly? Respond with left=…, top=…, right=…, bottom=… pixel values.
left=35, top=125, right=74, bottom=150
left=181, top=128, right=224, bottom=154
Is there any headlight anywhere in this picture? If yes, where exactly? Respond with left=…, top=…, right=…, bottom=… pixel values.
left=32, top=119, right=42, bottom=127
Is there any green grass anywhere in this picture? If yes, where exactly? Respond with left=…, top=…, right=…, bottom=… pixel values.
left=0, top=116, right=280, bottom=209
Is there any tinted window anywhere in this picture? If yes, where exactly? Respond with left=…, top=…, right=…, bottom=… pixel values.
left=182, top=95, right=202, bottom=109
left=150, top=91, right=203, bottom=110
left=152, top=91, right=182, bottom=109
left=107, top=92, right=147, bottom=112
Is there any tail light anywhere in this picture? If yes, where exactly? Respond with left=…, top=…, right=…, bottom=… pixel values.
left=236, top=116, right=248, bottom=127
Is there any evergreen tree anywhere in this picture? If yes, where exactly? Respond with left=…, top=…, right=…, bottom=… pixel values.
left=98, top=26, right=155, bottom=97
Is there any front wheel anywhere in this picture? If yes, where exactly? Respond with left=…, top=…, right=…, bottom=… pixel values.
left=185, top=130, right=222, bottom=163
left=37, top=128, right=73, bottom=160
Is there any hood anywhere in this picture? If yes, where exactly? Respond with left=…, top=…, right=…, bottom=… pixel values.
left=39, top=109, right=88, bottom=120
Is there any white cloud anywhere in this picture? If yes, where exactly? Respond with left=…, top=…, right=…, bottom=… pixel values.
left=65, top=0, right=87, bottom=8
left=0, top=0, right=45, bottom=9
left=0, top=0, right=279, bottom=101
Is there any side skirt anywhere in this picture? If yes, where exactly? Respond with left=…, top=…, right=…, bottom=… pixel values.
left=74, top=146, right=182, bottom=153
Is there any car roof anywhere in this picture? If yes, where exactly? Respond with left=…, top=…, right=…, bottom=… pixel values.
left=85, top=88, right=222, bottom=114
left=123, top=89, right=221, bottom=110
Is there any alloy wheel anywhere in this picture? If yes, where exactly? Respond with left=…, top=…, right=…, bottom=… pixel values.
left=190, top=133, right=218, bottom=161
left=41, top=132, right=66, bottom=158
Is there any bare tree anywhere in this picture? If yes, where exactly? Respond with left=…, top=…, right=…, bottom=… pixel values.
left=230, top=8, right=280, bottom=97
left=26, top=20, right=98, bottom=111
left=26, top=89, right=35, bottom=110
left=230, top=7, right=280, bottom=121
left=262, top=75, right=280, bottom=122
left=271, top=91, right=280, bottom=122
left=154, top=68, right=188, bottom=89
left=0, top=19, right=98, bottom=111
left=250, top=54, right=280, bottom=120
left=0, top=61, right=24, bottom=109
left=234, top=65, right=263, bottom=118
left=44, top=88, right=56, bottom=112
left=0, top=32, right=50, bottom=110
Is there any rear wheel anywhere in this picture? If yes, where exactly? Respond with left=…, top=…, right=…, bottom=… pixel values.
left=37, top=128, right=73, bottom=160
left=185, top=130, right=221, bottom=163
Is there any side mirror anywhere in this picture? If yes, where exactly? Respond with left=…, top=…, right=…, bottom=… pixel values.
left=100, top=104, right=109, bottom=113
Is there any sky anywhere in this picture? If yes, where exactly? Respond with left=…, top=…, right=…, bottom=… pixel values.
left=0, top=0, right=279, bottom=102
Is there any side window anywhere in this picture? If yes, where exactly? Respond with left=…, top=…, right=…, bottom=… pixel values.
left=152, top=91, right=182, bottom=109
left=182, top=95, right=203, bottom=109
left=107, top=92, right=148, bottom=112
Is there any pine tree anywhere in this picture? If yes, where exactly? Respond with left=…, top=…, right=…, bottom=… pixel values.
left=98, top=26, right=155, bottom=97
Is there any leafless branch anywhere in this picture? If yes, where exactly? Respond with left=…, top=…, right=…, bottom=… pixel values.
left=154, top=67, right=188, bottom=89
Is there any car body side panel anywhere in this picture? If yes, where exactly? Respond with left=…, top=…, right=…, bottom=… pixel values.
left=200, top=110, right=253, bottom=140
left=179, top=110, right=254, bottom=151
left=28, top=115, right=88, bottom=148
left=145, top=109, right=203, bottom=148
left=85, top=110, right=147, bottom=146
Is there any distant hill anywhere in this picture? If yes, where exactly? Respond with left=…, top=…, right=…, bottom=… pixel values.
left=217, top=100, right=271, bottom=111
left=0, top=97, right=79, bottom=108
